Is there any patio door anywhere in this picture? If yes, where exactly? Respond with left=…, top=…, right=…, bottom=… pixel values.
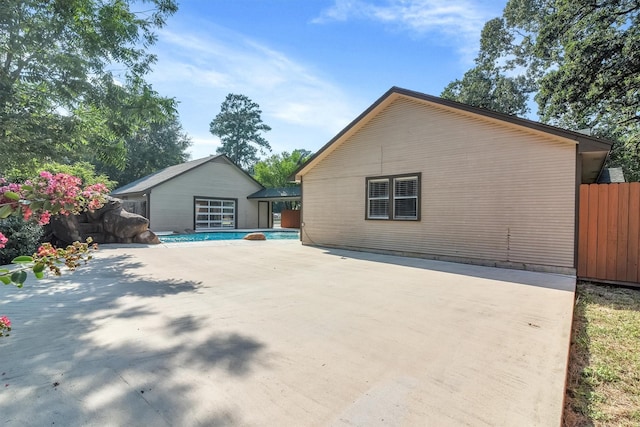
left=258, top=201, right=270, bottom=228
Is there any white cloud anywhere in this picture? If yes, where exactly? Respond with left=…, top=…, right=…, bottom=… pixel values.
left=147, top=24, right=360, bottom=158
left=313, top=0, right=492, bottom=57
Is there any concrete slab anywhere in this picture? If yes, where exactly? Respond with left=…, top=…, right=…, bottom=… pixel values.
left=0, top=241, right=575, bottom=426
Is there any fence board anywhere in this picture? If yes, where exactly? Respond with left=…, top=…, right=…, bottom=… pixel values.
left=617, top=184, right=629, bottom=280
left=577, top=185, right=590, bottom=277
left=586, top=185, right=600, bottom=279
left=627, top=183, right=640, bottom=283
left=606, top=185, right=618, bottom=279
left=578, top=183, right=640, bottom=286
left=596, top=185, right=609, bottom=278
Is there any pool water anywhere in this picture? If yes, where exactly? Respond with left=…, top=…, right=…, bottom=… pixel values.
left=160, top=230, right=300, bottom=243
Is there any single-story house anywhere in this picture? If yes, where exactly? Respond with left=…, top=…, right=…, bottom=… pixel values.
left=111, top=155, right=300, bottom=232
left=293, top=87, right=613, bottom=274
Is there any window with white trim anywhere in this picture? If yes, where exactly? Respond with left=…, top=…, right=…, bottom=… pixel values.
left=367, top=178, right=390, bottom=219
left=366, top=174, right=420, bottom=220
left=195, top=198, right=236, bottom=229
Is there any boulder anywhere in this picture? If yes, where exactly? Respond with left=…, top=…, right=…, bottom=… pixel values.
left=49, top=196, right=161, bottom=245
left=50, top=214, right=83, bottom=244
left=103, top=208, right=149, bottom=239
left=86, top=195, right=122, bottom=222
left=134, top=230, right=161, bottom=244
left=243, top=232, right=266, bottom=241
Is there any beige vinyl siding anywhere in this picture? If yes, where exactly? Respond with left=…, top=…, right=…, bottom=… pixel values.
left=149, top=158, right=262, bottom=232
left=301, top=97, right=576, bottom=270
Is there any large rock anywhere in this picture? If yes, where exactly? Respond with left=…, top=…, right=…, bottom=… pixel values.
left=49, top=196, right=161, bottom=245
left=50, top=214, right=83, bottom=244
left=134, top=230, right=161, bottom=244
left=243, top=232, right=266, bottom=241
left=86, top=196, right=122, bottom=222
left=103, top=208, right=149, bottom=239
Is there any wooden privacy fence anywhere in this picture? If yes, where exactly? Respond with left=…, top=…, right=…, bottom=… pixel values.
left=578, top=183, right=640, bottom=285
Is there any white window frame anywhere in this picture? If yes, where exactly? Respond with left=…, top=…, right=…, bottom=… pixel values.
left=194, top=198, right=236, bottom=229
left=393, top=176, right=419, bottom=220
left=367, top=178, right=390, bottom=219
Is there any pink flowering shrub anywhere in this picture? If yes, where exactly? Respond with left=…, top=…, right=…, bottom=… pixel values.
left=1, top=172, right=109, bottom=337
left=0, top=172, right=109, bottom=224
left=0, top=315, right=11, bottom=337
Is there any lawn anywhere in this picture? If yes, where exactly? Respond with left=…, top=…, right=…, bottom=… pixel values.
left=564, top=282, right=640, bottom=426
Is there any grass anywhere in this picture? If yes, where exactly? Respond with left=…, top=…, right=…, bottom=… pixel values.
left=563, top=282, right=640, bottom=426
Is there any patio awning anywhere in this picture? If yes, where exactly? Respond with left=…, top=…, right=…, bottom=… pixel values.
left=247, top=187, right=301, bottom=200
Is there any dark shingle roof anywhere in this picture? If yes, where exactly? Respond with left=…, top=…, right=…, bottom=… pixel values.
left=112, top=155, right=221, bottom=195
left=597, top=168, right=626, bottom=183
left=111, top=155, right=263, bottom=195
left=247, top=187, right=301, bottom=199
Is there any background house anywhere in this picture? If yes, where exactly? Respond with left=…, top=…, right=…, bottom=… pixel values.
left=111, top=155, right=265, bottom=233
left=294, top=87, right=612, bottom=274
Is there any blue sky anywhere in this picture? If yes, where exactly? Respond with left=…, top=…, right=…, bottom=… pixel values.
left=145, top=0, right=507, bottom=160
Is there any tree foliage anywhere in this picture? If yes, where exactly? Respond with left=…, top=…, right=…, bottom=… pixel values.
left=97, top=114, right=192, bottom=186
left=253, top=149, right=310, bottom=211
left=3, top=161, right=117, bottom=189
left=210, top=94, right=272, bottom=170
left=253, top=149, right=311, bottom=188
left=441, top=18, right=535, bottom=117
left=0, top=0, right=178, bottom=173
left=442, top=0, right=640, bottom=180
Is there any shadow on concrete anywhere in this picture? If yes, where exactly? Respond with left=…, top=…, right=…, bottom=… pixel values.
left=0, top=253, right=266, bottom=426
left=315, top=245, right=576, bottom=292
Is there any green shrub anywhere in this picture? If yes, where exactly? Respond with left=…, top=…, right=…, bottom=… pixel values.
left=0, top=217, right=44, bottom=265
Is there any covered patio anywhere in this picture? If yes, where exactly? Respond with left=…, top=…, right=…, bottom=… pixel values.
left=247, top=187, right=301, bottom=228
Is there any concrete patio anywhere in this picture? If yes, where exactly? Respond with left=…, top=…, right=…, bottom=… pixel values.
left=0, top=240, right=575, bottom=426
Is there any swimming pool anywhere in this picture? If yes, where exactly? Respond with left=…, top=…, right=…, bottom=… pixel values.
left=160, top=230, right=300, bottom=243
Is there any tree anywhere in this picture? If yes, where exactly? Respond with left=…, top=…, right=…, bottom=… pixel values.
left=209, top=94, right=272, bottom=170
left=443, top=0, right=640, bottom=180
left=441, top=18, right=535, bottom=117
left=97, top=114, right=192, bottom=186
left=3, top=161, right=117, bottom=189
left=253, top=149, right=311, bottom=211
left=253, top=149, right=312, bottom=188
left=441, top=67, right=533, bottom=116
left=0, top=0, right=178, bottom=174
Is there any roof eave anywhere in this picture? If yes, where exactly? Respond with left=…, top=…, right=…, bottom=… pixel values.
left=293, top=86, right=614, bottom=181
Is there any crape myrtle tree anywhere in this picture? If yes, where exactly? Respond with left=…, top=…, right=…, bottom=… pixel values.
left=0, top=0, right=179, bottom=174
left=441, top=0, right=640, bottom=180
left=209, top=94, right=272, bottom=171
left=0, top=171, right=110, bottom=337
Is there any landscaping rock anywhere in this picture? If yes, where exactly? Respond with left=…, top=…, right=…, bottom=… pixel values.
left=50, top=196, right=160, bottom=245
left=50, top=214, right=83, bottom=244
left=134, top=230, right=161, bottom=244
left=86, top=196, right=122, bottom=221
left=243, top=232, right=266, bottom=241
left=103, top=208, right=149, bottom=239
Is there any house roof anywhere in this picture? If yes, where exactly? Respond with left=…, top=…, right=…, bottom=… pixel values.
left=597, top=168, right=626, bottom=183
left=293, top=86, right=613, bottom=183
left=111, top=155, right=263, bottom=196
left=247, top=187, right=301, bottom=199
